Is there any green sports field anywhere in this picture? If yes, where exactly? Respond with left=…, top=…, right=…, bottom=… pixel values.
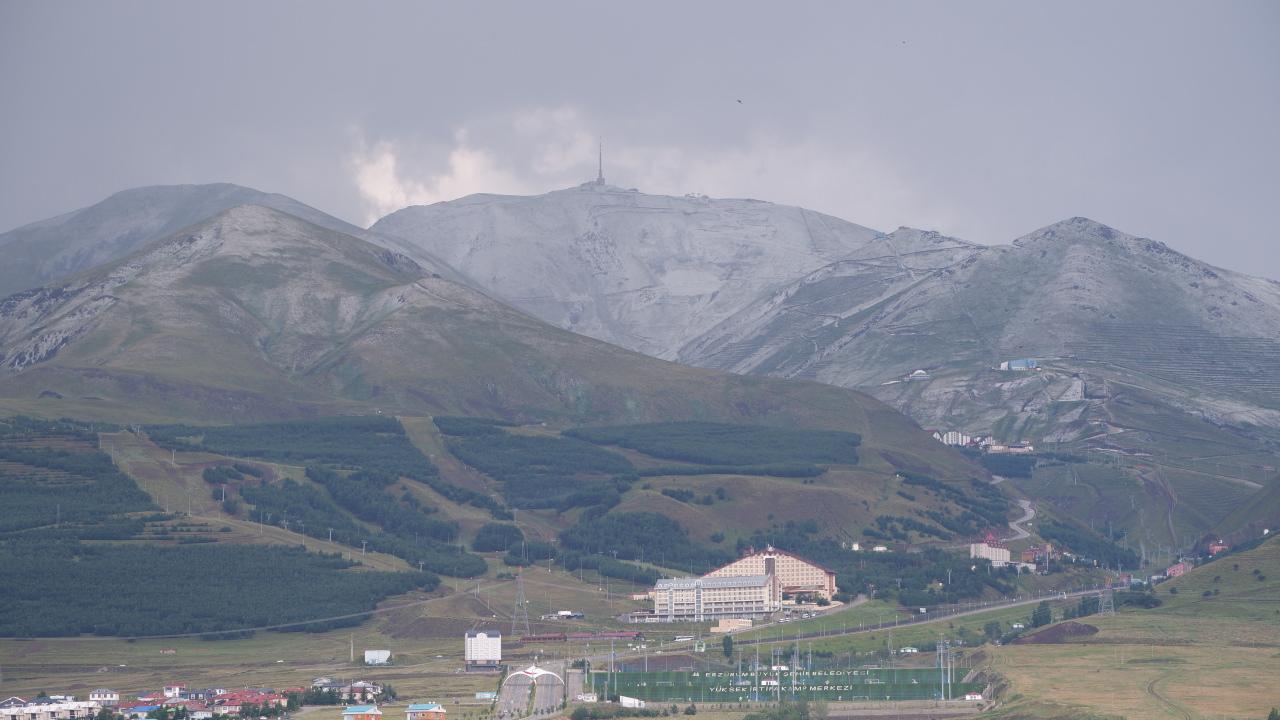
left=587, top=668, right=982, bottom=702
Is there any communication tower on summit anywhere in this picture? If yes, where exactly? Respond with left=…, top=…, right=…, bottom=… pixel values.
left=596, top=138, right=605, bottom=185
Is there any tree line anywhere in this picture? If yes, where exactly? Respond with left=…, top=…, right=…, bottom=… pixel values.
left=149, top=416, right=508, bottom=519
left=564, top=422, right=861, bottom=466
left=439, top=423, right=633, bottom=509
left=0, top=541, right=435, bottom=637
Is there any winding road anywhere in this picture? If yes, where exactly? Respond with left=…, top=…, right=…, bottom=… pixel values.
left=1006, top=499, right=1035, bottom=542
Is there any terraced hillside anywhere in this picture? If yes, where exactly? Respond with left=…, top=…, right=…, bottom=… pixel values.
left=1067, top=323, right=1280, bottom=407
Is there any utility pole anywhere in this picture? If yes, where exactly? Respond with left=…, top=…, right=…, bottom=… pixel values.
left=512, top=569, right=530, bottom=636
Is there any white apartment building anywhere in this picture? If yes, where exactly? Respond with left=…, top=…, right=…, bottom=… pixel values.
left=464, top=630, right=501, bottom=670
left=652, top=575, right=777, bottom=621
left=969, top=542, right=1010, bottom=567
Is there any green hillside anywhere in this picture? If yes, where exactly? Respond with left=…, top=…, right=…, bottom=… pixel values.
left=0, top=205, right=979, bottom=494
left=1156, top=534, right=1280, bottom=621
left=0, top=417, right=440, bottom=638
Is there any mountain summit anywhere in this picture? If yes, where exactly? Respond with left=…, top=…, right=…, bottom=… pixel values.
left=372, top=183, right=883, bottom=360
left=0, top=183, right=460, bottom=298
left=371, top=188, right=1280, bottom=442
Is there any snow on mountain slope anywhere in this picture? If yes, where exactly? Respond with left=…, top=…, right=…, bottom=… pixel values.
left=684, top=216, right=1280, bottom=435
left=371, top=183, right=883, bottom=359
left=0, top=202, right=978, bottom=492
left=0, top=183, right=462, bottom=297
left=377, top=183, right=1280, bottom=439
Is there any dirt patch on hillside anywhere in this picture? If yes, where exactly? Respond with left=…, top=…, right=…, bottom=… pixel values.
left=383, top=615, right=481, bottom=639
left=1012, top=621, right=1098, bottom=644
left=879, top=451, right=934, bottom=476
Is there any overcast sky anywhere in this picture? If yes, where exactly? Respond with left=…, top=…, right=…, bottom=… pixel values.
left=2, top=1, right=1278, bottom=278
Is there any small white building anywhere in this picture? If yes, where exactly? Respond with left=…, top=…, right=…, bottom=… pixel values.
left=364, top=650, right=392, bottom=666
left=89, top=691, right=119, bottom=708
left=898, top=646, right=919, bottom=654
left=464, top=630, right=502, bottom=670
left=932, top=430, right=972, bottom=447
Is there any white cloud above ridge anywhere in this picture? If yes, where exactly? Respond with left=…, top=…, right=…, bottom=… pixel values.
left=348, top=105, right=961, bottom=236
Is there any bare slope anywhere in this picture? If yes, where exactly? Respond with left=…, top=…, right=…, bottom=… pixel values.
left=0, top=204, right=977, bottom=486
left=0, top=183, right=461, bottom=297
left=371, top=183, right=882, bottom=360
left=372, top=187, right=1280, bottom=441
left=685, top=218, right=1280, bottom=432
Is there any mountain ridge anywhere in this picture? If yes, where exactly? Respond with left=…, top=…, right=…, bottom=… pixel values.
left=0, top=183, right=466, bottom=298
left=0, top=202, right=983, bottom=495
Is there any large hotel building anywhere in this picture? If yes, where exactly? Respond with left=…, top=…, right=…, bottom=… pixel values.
left=647, top=546, right=837, bottom=622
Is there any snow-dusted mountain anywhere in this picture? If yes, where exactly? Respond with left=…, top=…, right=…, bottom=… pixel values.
left=0, top=202, right=977, bottom=491
left=0, top=183, right=461, bottom=297
left=685, top=217, right=1280, bottom=437
left=371, top=182, right=882, bottom=360
left=374, top=189, right=1280, bottom=442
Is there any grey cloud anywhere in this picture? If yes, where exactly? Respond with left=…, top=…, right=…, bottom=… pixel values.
left=1, top=0, right=1277, bottom=277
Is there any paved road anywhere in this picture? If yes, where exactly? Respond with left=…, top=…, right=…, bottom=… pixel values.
left=496, top=674, right=531, bottom=720
left=497, top=662, right=568, bottom=719
left=531, top=676, right=564, bottom=715
left=1005, top=499, right=1035, bottom=541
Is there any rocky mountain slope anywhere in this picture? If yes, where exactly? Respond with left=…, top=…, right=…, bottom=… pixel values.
left=373, top=188, right=1280, bottom=443
left=0, top=183, right=461, bottom=297
left=372, top=182, right=882, bottom=360
left=0, top=203, right=977, bottom=486
left=684, top=217, right=1280, bottom=439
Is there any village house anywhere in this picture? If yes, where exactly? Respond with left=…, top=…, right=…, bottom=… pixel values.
left=212, top=690, right=286, bottom=715
left=343, top=706, right=383, bottom=720
left=87, top=692, right=118, bottom=709
left=341, top=683, right=383, bottom=703
left=1166, top=561, right=1191, bottom=578
left=405, top=703, right=445, bottom=720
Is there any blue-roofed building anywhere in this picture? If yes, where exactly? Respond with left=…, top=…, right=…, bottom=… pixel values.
left=343, top=706, right=381, bottom=720
left=405, top=704, right=445, bottom=720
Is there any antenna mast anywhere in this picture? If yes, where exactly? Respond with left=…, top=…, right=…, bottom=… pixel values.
left=596, top=138, right=605, bottom=185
